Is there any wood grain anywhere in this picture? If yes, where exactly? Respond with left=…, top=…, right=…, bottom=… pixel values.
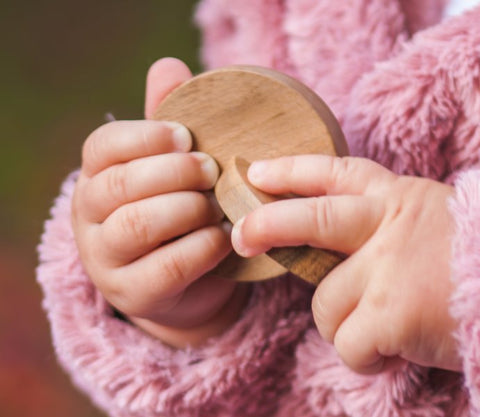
left=155, top=66, right=348, bottom=285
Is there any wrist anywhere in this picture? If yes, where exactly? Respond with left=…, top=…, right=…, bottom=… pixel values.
left=129, top=283, right=251, bottom=348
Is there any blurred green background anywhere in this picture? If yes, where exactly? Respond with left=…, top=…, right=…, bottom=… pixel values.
left=0, top=1, right=200, bottom=416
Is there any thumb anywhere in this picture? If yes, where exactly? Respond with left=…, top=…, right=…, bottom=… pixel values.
left=144, top=57, right=192, bottom=119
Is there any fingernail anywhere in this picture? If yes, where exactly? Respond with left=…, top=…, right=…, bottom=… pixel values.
left=231, top=217, right=249, bottom=257
left=165, top=121, right=192, bottom=151
left=220, top=221, right=233, bottom=235
left=192, top=152, right=219, bottom=186
left=248, top=161, right=267, bottom=184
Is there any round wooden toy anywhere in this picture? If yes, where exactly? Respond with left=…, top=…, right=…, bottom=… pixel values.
left=154, top=66, right=349, bottom=285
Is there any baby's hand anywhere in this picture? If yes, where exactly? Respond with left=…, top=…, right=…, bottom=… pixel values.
left=72, top=59, right=247, bottom=348
left=231, top=155, right=460, bottom=373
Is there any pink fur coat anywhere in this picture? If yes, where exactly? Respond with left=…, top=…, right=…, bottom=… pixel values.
left=37, top=1, right=480, bottom=416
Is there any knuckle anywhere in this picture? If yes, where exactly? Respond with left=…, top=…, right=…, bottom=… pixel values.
left=363, top=282, right=404, bottom=347
left=333, top=321, right=384, bottom=374
left=320, top=198, right=334, bottom=227
left=333, top=328, right=349, bottom=356
left=75, top=234, right=146, bottom=318
left=285, top=156, right=297, bottom=183
left=365, top=282, right=389, bottom=312
left=118, top=205, right=151, bottom=246
left=334, top=332, right=358, bottom=370
left=199, top=226, right=228, bottom=257
left=83, top=124, right=104, bottom=162
left=107, top=166, right=130, bottom=203
left=72, top=175, right=104, bottom=221
left=159, top=251, right=188, bottom=287
left=138, top=122, right=159, bottom=156
left=171, top=154, right=189, bottom=185
left=312, top=297, right=335, bottom=342
left=81, top=249, right=121, bottom=299
left=119, top=297, right=147, bottom=318
left=111, top=292, right=143, bottom=318
left=139, top=123, right=150, bottom=153
left=329, top=157, right=355, bottom=190
left=333, top=324, right=364, bottom=368
left=311, top=197, right=334, bottom=240
left=98, top=274, right=123, bottom=303
left=82, top=122, right=115, bottom=172
left=99, top=272, right=144, bottom=318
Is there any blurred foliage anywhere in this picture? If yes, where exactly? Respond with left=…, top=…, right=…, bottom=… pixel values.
left=0, top=0, right=200, bottom=248
left=0, top=1, right=200, bottom=416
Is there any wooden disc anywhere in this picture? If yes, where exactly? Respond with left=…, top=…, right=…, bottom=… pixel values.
left=154, top=66, right=348, bottom=285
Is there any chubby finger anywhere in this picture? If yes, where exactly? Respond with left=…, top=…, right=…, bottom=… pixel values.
left=131, top=274, right=238, bottom=328
left=312, top=257, right=365, bottom=343
left=100, top=192, right=225, bottom=265
left=106, top=224, right=232, bottom=318
left=247, top=155, right=397, bottom=196
left=145, top=57, right=192, bottom=119
left=82, top=152, right=219, bottom=222
left=82, top=120, right=192, bottom=177
left=231, top=196, right=383, bottom=257
left=333, top=303, right=386, bottom=374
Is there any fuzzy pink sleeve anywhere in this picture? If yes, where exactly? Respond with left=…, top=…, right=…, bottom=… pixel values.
left=277, top=330, right=464, bottom=417
left=344, top=7, right=480, bottom=181
left=195, top=0, right=409, bottom=125
left=37, top=172, right=313, bottom=417
left=450, top=169, right=480, bottom=414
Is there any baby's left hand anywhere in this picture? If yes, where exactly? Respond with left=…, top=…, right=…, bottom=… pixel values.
left=231, top=155, right=461, bottom=374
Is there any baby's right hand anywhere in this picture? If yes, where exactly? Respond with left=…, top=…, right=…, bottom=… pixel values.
left=71, top=59, right=247, bottom=348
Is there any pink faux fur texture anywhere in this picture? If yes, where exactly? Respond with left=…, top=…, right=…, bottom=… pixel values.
left=195, top=0, right=294, bottom=74
left=284, top=330, right=468, bottom=417
left=283, top=0, right=408, bottom=122
left=450, top=170, right=480, bottom=416
left=38, top=0, right=480, bottom=416
left=344, top=7, right=480, bottom=181
left=195, top=0, right=448, bottom=128
left=196, top=0, right=410, bottom=123
left=37, top=173, right=314, bottom=417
